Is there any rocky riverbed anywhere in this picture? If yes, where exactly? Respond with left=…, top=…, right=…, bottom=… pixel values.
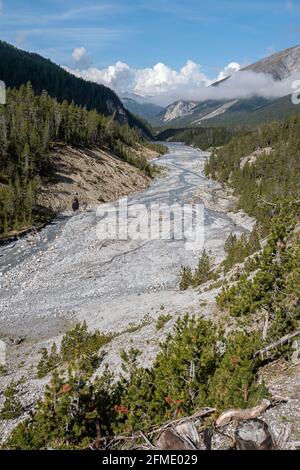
left=0, top=143, right=255, bottom=440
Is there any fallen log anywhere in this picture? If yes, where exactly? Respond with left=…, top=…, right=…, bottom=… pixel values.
left=275, top=423, right=292, bottom=450
left=94, top=408, right=216, bottom=450
left=254, top=329, right=300, bottom=359
left=216, top=399, right=271, bottom=428
left=235, top=419, right=275, bottom=450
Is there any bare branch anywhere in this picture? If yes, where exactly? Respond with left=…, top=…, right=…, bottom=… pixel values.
left=216, top=399, right=271, bottom=428
left=255, top=329, right=300, bottom=359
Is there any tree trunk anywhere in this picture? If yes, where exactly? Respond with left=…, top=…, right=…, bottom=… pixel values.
left=235, top=419, right=275, bottom=450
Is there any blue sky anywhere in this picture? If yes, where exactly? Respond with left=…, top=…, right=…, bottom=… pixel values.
left=0, top=0, right=300, bottom=99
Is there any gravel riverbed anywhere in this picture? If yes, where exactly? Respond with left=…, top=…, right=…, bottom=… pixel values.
left=0, top=144, right=255, bottom=439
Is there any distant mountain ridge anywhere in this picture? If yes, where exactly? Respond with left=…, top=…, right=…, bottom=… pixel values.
left=0, top=41, right=152, bottom=137
left=120, top=92, right=164, bottom=120
left=242, top=44, right=300, bottom=80
left=151, top=45, right=300, bottom=128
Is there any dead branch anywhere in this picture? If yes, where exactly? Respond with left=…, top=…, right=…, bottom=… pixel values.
left=262, top=309, right=269, bottom=341
left=270, top=394, right=289, bottom=405
left=257, top=197, right=277, bottom=208
left=275, top=424, right=292, bottom=450
left=139, top=431, right=158, bottom=450
left=255, top=329, right=300, bottom=359
left=86, top=407, right=216, bottom=450
left=148, top=407, right=216, bottom=437
left=216, top=399, right=271, bottom=428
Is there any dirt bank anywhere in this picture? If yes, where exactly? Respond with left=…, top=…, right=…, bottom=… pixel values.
left=37, top=144, right=158, bottom=212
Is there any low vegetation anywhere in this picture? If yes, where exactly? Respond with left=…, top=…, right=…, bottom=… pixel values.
left=156, top=313, right=172, bottom=330
left=222, top=228, right=261, bottom=273
left=217, top=205, right=300, bottom=334
left=3, top=315, right=268, bottom=449
left=179, top=250, right=214, bottom=290
left=0, top=381, right=23, bottom=420
left=36, top=322, right=115, bottom=379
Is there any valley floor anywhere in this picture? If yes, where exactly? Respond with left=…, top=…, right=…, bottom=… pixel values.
left=0, top=144, right=254, bottom=440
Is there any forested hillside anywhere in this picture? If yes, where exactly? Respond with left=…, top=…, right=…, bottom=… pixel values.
left=196, top=115, right=300, bottom=367
left=204, top=115, right=300, bottom=230
left=157, top=126, right=235, bottom=150
left=0, top=41, right=152, bottom=137
left=0, top=82, right=165, bottom=236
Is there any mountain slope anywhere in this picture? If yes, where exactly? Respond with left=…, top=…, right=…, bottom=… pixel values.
left=243, top=44, right=300, bottom=80
left=0, top=41, right=152, bottom=136
left=160, top=100, right=199, bottom=123
left=198, top=94, right=300, bottom=127
left=120, top=93, right=164, bottom=120
left=154, top=45, right=300, bottom=128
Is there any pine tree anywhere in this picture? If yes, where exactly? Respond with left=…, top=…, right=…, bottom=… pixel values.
left=0, top=381, right=23, bottom=420
left=179, top=266, right=193, bottom=290
left=193, top=250, right=212, bottom=286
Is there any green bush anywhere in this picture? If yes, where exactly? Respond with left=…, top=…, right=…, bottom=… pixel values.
left=156, top=313, right=172, bottom=330
left=37, top=343, right=60, bottom=379
left=179, top=251, right=214, bottom=290
left=0, top=381, right=23, bottom=420
left=223, top=228, right=260, bottom=273
left=36, top=322, right=115, bottom=379
left=208, top=332, right=267, bottom=409
left=4, top=315, right=269, bottom=449
left=179, top=266, right=193, bottom=290
left=217, top=207, right=300, bottom=349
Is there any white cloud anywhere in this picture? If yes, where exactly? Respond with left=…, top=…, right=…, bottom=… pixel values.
left=151, top=70, right=300, bottom=105
left=134, top=60, right=211, bottom=96
left=65, top=51, right=299, bottom=105
left=72, top=47, right=92, bottom=69
left=66, top=58, right=213, bottom=99
left=216, top=62, right=241, bottom=81
left=66, top=61, right=134, bottom=92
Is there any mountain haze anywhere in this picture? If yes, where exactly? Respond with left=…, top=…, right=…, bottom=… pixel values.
left=152, top=45, right=300, bottom=128
left=120, top=92, right=164, bottom=120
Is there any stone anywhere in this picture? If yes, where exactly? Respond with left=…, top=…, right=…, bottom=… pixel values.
left=291, top=340, right=300, bottom=365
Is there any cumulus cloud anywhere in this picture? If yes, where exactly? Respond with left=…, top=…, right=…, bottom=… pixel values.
left=66, top=59, right=213, bottom=100
left=65, top=51, right=298, bottom=105
left=216, top=62, right=241, bottom=81
left=72, top=47, right=92, bottom=69
left=134, top=60, right=211, bottom=96
left=66, top=60, right=134, bottom=92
